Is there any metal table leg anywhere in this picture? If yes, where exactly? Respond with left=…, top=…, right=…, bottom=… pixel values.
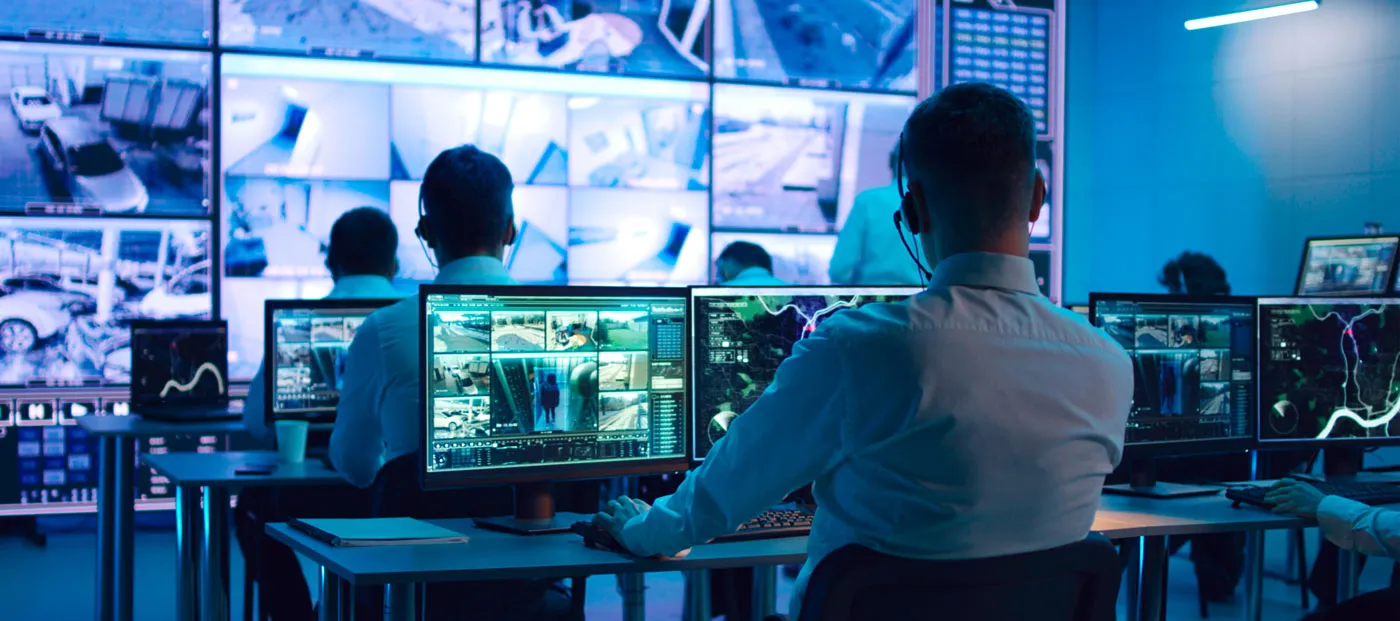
left=176, top=485, right=203, bottom=621
left=96, top=436, right=118, bottom=621
left=1123, top=539, right=1141, bottom=621
left=385, top=583, right=417, bottom=621
left=1244, top=530, right=1265, bottom=621
left=685, top=570, right=711, bottom=621
left=114, top=436, right=134, bottom=621
left=1339, top=548, right=1360, bottom=601
left=752, top=566, right=777, bottom=620
left=1137, top=536, right=1167, bottom=621
left=202, top=487, right=232, bottom=621
left=319, top=567, right=342, bottom=621
left=620, top=573, right=646, bottom=621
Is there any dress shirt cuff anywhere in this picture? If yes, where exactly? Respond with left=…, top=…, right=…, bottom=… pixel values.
left=1317, top=495, right=1368, bottom=549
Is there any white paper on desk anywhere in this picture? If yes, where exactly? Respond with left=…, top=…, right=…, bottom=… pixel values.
left=299, top=518, right=470, bottom=547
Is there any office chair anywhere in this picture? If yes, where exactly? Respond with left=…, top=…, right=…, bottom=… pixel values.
left=786, top=535, right=1120, bottom=621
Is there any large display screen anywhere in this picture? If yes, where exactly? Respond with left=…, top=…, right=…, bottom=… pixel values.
left=1296, top=236, right=1399, bottom=297
left=1, top=0, right=212, bottom=48
left=220, top=0, right=477, bottom=62
left=713, top=0, right=918, bottom=92
left=481, top=0, right=710, bottom=78
left=948, top=1, right=1054, bottom=137
left=0, top=43, right=211, bottom=217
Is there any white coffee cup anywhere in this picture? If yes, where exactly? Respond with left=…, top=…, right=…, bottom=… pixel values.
left=274, top=420, right=310, bottom=463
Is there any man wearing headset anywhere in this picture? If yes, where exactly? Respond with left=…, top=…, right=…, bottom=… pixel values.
left=593, top=83, right=1134, bottom=616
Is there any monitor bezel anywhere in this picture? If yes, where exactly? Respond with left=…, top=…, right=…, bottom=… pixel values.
left=128, top=318, right=230, bottom=406
left=1294, top=235, right=1400, bottom=298
left=1255, top=296, right=1400, bottom=449
left=687, top=284, right=924, bottom=461
left=418, top=284, right=693, bottom=490
left=1087, top=292, right=1259, bottom=457
left=262, top=297, right=400, bottom=425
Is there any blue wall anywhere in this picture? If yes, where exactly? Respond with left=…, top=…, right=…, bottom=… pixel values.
left=1065, top=0, right=1399, bottom=301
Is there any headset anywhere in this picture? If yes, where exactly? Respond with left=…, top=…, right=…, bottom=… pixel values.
left=416, top=185, right=438, bottom=271
left=893, top=132, right=933, bottom=284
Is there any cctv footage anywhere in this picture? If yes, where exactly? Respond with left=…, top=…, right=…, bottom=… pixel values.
left=222, top=176, right=392, bottom=278
left=0, top=43, right=211, bottom=217
left=568, top=96, right=710, bottom=191
left=220, top=0, right=477, bottom=62
left=712, top=0, right=918, bottom=92
left=390, top=86, right=568, bottom=184
left=480, top=0, right=710, bottom=77
left=1, top=0, right=211, bottom=48
left=568, top=188, right=709, bottom=285
left=710, top=232, right=836, bottom=285
left=712, top=84, right=912, bottom=233
left=220, top=75, right=390, bottom=180
left=0, top=217, right=212, bottom=388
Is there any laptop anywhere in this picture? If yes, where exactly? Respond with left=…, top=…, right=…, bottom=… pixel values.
left=130, top=320, right=240, bottom=422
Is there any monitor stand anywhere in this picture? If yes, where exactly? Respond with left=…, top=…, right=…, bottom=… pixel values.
left=1102, top=460, right=1222, bottom=499
left=472, top=482, right=590, bottom=536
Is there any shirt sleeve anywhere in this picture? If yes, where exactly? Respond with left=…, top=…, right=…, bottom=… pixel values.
left=242, top=362, right=269, bottom=441
left=330, top=315, right=388, bottom=488
left=1317, top=495, right=1400, bottom=561
left=617, top=329, right=848, bottom=557
left=828, top=198, right=865, bottom=285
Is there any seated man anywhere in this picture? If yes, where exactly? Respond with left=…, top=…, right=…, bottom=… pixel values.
left=234, top=206, right=402, bottom=621
left=715, top=241, right=786, bottom=286
left=594, top=83, right=1134, bottom=617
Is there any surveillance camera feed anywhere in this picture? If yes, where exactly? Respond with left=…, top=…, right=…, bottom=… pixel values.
left=568, top=188, right=709, bottom=285
left=691, top=286, right=919, bottom=458
left=219, top=0, right=477, bottom=62
left=712, top=0, right=919, bottom=92
left=0, top=43, right=211, bottom=217
left=1259, top=299, right=1400, bottom=444
left=480, top=0, right=710, bottom=78
left=709, top=232, right=836, bottom=285
left=711, top=84, right=912, bottom=234
left=1091, top=297, right=1254, bottom=447
left=1, top=0, right=212, bottom=47
left=948, top=1, right=1054, bottom=136
left=423, top=290, right=686, bottom=477
left=269, top=300, right=395, bottom=421
left=1297, top=237, right=1399, bottom=296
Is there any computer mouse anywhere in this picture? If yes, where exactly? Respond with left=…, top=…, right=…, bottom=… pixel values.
left=570, top=521, right=628, bottom=555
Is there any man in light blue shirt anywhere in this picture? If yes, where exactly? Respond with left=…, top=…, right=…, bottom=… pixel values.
left=715, top=241, right=788, bottom=286
left=827, top=147, right=926, bottom=285
left=595, top=84, right=1134, bottom=617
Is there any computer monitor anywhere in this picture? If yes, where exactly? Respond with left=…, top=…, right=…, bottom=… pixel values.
left=1295, top=236, right=1400, bottom=297
left=420, top=285, right=690, bottom=533
left=130, top=320, right=229, bottom=410
left=1089, top=294, right=1257, bottom=498
left=1258, top=298, right=1400, bottom=448
left=690, top=286, right=921, bottom=460
left=263, top=299, right=398, bottom=424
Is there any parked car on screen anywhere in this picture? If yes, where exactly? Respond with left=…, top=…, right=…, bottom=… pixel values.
left=37, top=118, right=149, bottom=214
left=0, top=290, right=73, bottom=353
left=9, top=86, right=61, bottom=133
left=1, top=276, right=95, bottom=314
left=138, top=261, right=210, bottom=319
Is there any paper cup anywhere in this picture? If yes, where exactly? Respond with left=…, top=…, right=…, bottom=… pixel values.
left=274, top=420, right=310, bottom=463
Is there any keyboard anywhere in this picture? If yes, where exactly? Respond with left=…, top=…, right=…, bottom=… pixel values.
left=1226, top=478, right=1400, bottom=509
left=707, top=507, right=814, bottom=543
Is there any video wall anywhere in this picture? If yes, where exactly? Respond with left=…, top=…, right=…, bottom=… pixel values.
left=0, top=0, right=1062, bottom=513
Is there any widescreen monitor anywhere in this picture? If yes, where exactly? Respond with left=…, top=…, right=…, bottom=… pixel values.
left=0, top=42, right=211, bottom=217
left=219, top=0, right=477, bottom=63
left=420, top=286, right=689, bottom=496
left=1258, top=298, right=1400, bottom=447
left=264, top=299, right=398, bottom=423
left=690, top=286, right=920, bottom=460
left=1089, top=295, right=1256, bottom=454
left=1, top=0, right=211, bottom=48
left=1295, top=236, right=1399, bottom=297
left=480, top=0, right=710, bottom=78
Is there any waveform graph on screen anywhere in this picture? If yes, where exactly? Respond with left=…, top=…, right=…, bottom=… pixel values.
left=132, top=323, right=229, bottom=404
left=1261, top=301, right=1400, bottom=443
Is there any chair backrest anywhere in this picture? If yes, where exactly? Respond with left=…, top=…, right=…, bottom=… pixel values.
left=798, top=534, right=1121, bottom=621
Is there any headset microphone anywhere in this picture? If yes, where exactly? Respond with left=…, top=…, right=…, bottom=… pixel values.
left=893, top=211, right=932, bottom=285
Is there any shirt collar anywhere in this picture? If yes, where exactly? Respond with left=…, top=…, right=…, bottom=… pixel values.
left=928, top=252, right=1041, bottom=295
left=326, top=275, right=399, bottom=299
left=433, top=255, right=515, bottom=286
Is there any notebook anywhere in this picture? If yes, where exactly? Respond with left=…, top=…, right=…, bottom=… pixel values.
left=289, top=518, right=470, bottom=548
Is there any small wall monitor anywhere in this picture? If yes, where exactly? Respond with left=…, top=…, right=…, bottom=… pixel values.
left=420, top=285, right=689, bottom=533
left=2, top=0, right=212, bottom=48
left=1258, top=298, right=1400, bottom=447
left=1296, top=236, right=1399, bottom=297
left=264, top=298, right=398, bottom=423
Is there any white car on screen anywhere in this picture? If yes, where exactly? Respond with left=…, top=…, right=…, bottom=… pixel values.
left=138, top=261, right=210, bottom=319
left=37, top=118, right=149, bottom=213
left=0, top=290, right=73, bottom=353
left=9, top=86, right=61, bottom=133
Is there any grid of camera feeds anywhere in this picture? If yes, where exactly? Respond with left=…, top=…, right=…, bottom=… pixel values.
left=424, top=291, right=686, bottom=474
left=1092, top=297, right=1255, bottom=447
left=1297, top=237, right=1399, bottom=297
left=1259, top=300, right=1400, bottom=443
left=268, top=302, right=390, bottom=419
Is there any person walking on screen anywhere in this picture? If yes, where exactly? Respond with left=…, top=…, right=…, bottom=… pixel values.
left=715, top=241, right=787, bottom=285
left=540, top=373, right=561, bottom=425
left=828, top=145, right=927, bottom=285
left=592, top=83, right=1134, bottom=617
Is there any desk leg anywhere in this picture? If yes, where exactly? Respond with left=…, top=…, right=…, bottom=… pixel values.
left=619, top=573, right=645, bottom=621
left=202, top=487, right=231, bottom=621
left=319, top=567, right=342, bottom=621
left=96, top=436, right=118, bottom=621
left=685, top=571, right=710, bottom=621
left=384, top=583, right=417, bottom=621
left=1123, top=539, right=1141, bottom=621
left=1339, top=548, right=1360, bottom=601
left=752, top=566, right=777, bottom=620
left=176, top=485, right=203, bottom=621
left=114, top=436, right=134, bottom=621
left=1244, top=530, right=1264, bottom=621
left=1136, top=536, right=1167, bottom=621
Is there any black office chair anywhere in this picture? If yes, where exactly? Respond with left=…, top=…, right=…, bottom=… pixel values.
left=788, top=535, right=1121, bottom=621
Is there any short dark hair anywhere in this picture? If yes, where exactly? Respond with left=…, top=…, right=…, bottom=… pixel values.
left=1160, top=252, right=1231, bottom=296
left=327, top=207, right=398, bottom=277
left=902, top=82, right=1037, bottom=236
left=717, top=241, right=773, bottom=273
left=420, top=145, right=514, bottom=255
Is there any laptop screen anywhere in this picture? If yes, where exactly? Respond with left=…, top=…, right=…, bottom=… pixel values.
left=130, top=321, right=229, bottom=407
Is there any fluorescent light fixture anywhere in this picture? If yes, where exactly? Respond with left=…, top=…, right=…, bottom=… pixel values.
left=1185, top=1, right=1319, bottom=30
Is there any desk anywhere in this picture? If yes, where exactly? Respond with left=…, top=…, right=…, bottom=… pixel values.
left=78, top=415, right=244, bottom=621
left=141, top=450, right=344, bottom=621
